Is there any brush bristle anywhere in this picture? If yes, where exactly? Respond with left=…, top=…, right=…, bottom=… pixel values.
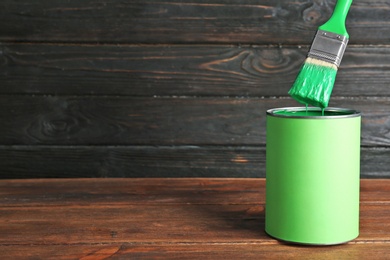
left=288, top=57, right=338, bottom=108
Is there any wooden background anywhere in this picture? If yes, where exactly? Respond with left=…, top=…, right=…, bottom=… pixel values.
left=0, top=0, right=389, bottom=178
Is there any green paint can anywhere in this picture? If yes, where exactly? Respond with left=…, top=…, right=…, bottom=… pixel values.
left=265, top=107, right=361, bottom=245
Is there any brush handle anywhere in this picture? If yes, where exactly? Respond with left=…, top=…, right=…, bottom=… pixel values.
left=319, top=0, right=353, bottom=38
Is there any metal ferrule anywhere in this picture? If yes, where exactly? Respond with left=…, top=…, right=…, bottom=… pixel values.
left=307, top=30, right=349, bottom=67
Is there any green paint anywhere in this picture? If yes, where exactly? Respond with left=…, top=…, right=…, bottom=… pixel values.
left=288, top=61, right=337, bottom=108
left=266, top=107, right=361, bottom=245
left=274, top=107, right=357, bottom=117
left=319, top=0, right=353, bottom=38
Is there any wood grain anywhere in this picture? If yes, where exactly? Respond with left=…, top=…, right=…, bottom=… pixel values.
left=0, top=0, right=389, bottom=179
left=0, top=96, right=388, bottom=146
left=0, top=0, right=389, bottom=44
left=0, top=145, right=388, bottom=179
left=0, top=145, right=265, bottom=178
left=1, top=43, right=390, bottom=96
left=0, top=178, right=389, bottom=259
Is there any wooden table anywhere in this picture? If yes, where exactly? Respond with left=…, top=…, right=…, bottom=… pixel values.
left=1, top=178, right=389, bottom=259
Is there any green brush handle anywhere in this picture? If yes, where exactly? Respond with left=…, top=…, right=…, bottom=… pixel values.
left=319, top=0, right=353, bottom=38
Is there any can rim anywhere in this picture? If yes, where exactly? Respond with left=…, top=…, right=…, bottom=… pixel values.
left=266, top=107, right=361, bottom=119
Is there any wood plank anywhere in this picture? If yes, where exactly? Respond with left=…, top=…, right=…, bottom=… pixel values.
left=0, top=145, right=388, bottom=179
left=0, top=96, right=389, bottom=146
left=0, top=43, right=304, bottom=96
left=0, top=96, right=268, bottom=146
left=2, top=43, right=390, bottom=96
left=0, top=0, right=388, bottom=44
left=0, top=145, right=265, bottom=179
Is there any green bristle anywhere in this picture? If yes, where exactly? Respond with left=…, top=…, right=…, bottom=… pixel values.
left=288, top=58, right=338, bottom=108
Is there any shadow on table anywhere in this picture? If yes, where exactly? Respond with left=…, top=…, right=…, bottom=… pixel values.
left=176, top=188, right=267, bottom=240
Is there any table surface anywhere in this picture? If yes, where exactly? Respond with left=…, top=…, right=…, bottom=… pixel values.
left=1, top=178, right=390, bottom=259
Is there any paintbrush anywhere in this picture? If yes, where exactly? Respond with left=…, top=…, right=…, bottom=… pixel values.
left=288, top=0, right=353, bottom=108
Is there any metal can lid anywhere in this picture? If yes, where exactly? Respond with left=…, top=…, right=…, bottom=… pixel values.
left=267, top=107, right=361, bottom=119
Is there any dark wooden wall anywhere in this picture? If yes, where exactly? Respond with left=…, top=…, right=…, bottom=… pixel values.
left=0, top=0, right=389, bottom=178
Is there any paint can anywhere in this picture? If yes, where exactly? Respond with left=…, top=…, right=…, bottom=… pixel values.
left=265, top=107, right=361, bottom=245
